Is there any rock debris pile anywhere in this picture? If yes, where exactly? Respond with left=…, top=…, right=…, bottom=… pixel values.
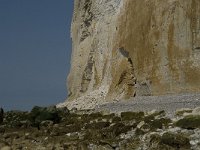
left=1, top=106, right=200, bottom=149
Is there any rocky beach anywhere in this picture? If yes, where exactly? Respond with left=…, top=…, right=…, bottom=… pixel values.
left=1, top=101, right=200, bottom=150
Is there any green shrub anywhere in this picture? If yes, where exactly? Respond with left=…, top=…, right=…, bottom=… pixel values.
left=29, top=106, right=61, bottom=127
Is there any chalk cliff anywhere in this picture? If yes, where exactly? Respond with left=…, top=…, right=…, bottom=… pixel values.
left=59, top=0, right=200, bottom=109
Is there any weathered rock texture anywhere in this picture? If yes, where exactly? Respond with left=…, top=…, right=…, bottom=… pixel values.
left=61, top=0, right=200, bottom=109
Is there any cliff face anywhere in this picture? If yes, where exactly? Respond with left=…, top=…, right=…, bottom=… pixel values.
left=65, top=0, right=200, bottom=108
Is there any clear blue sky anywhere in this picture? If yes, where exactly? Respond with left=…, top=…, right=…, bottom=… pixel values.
left=0, top=0, right=74, bottom=110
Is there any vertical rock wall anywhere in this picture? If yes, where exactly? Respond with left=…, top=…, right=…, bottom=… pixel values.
left=114, top=0, right=200, bottom=96
left=64, top=0, right=200, bottom=108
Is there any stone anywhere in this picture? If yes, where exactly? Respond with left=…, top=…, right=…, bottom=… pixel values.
left=137, top=121, right=145, bottom=129
left=192, top=107, right=200, bottom=115
left=70, top=107, right=77, bottom=113
left=161, top=132, right=190, bottom=149
left=112, top=116, right=121, bottom=123
left=119, top=138, right=140, bottom=150
left=175, top=115, right=200, bottom=129
left=57, top=106, right=70, bottom=119
left=175, top=108, right=193, bottom=117
left=144, top=132, right=191, bottom=150
left=0, top=146, right=12, bottom=150
left=84, top=121, right=110, bottom=130
left=58, top=0, right=200, bottom=110
left=168, top=127, right=182, bottom=134
left=190, top=140, right=198, bottom=146
left=40, top=120, right=54, bottom=127
left=121, top=111, right=144, bottom=121
left=107, top=123, right=134, bottom=137
left=136, top=117, right=171, bottom=133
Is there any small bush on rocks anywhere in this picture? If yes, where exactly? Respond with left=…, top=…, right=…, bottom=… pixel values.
left=29, top=106, right=61, bottom=127
left=3, top=111, right=29, bottom=128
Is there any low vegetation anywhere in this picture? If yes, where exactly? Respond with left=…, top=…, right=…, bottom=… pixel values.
left=0, top=106, right=200, bottom=149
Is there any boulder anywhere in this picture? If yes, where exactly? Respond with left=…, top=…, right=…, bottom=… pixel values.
left=147, top=132, right=190, bottom=149
left=192, top=107, right=200, bottom=115
left=121, top=112, right=144, bottom=121
left=176, top=115, right=200, bottom=129
left=161, top=132, right=190, bottom=149
left=175, top=108, right=193, bottom=117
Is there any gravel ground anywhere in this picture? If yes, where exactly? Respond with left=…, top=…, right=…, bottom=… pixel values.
left=95, top=93, right=200, bottom=117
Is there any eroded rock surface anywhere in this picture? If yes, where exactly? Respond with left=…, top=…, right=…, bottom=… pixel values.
left=60, top=0, right=200, bottom=109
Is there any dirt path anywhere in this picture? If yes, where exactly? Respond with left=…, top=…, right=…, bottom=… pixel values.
left=95, top=94, right=200, bottom=116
